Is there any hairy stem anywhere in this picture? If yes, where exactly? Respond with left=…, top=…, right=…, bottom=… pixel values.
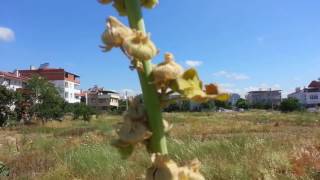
left=124, top=0, right=168, bottom=154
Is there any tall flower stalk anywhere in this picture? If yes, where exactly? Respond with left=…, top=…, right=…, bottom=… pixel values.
left=123, top=0, right=168, bottom=154
left=98, top=0, right=229, bottom=178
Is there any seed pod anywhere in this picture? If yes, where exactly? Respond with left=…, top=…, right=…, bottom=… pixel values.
left=113, top=0, right=127, bottom=16
left=122, top=31, right=158, bottom=61
left=140, top=0, right=159, bottom=9
left=98, top=0, right=113, bottom=5
left=152, top=53, right=184, bottom=89
left=101, top=16, right=132, bottom=52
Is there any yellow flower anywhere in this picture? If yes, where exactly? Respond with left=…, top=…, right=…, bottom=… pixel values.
left=123, top=30, right=158, bottom=61
left=170, top=69, right=230, bottom=103
left=152, top=53, right=184, bottom=90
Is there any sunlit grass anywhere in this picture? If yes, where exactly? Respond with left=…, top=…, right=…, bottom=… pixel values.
left=1, top=110, right=320, bottom=179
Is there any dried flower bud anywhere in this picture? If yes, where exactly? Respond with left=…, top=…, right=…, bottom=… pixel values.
left=152, top=53, right=184, bottom=89
left=140, top=0, right=159, bottom=9
left=98, top=0, right=113, bottom=5
left=101, top=16, right=132, bottom=52
left=163, top=119, right=173, bottom=133
left=117, top=119, right=152, bottom=145
left=123, top=31, right=158, bottom=61
left=179, top=159, right=205, bottom=180
left=146, top=154, right=205, bottom=180
left=146, top=154, right=180, bottom=180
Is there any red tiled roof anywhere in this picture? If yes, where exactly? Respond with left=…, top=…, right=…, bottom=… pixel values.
left=0, top=71, right=29, bottom=81
left=309, top=81, right=320, bottom=88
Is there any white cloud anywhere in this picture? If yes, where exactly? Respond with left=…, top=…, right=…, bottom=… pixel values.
left=213, top=70, right=250, bottom=80
left=185, top=60, right=203, bottom=67
left=0, top=27, right=15, bottom=42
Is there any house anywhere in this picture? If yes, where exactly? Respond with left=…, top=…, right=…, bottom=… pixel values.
left=87, top=86, right=120, bottom=111
left=288, top=80, right=320, bottom=107
left=19, top=63, right=81, bottom=103
left=0, top=70, right=28, bottom=91
left=246, top=89, right=281, bottom=108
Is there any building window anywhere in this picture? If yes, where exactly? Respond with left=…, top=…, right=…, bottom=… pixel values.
left=310, top=95, right=318, bottom=100
left=65, top=82, right=68, bottom=88
left=65, top=92, right=69, bottom=98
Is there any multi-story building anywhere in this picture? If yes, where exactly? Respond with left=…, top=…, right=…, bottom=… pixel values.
left=288, top=80, right=320, bottom=107
left=246, top=89, right=281, bottom=107
left=0, top=70, right=28, bottom=91
left=19, top=64, right=81, bottom=103
left=87, top=86, right=120, bottom=111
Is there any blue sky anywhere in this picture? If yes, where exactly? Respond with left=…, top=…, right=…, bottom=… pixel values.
left=1, top=0, right=320, bottom=97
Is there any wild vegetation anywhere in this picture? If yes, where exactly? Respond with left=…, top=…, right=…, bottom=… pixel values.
left=0, top=76, right=95, bottom=127
left=0, top=111, right=319, bottom=179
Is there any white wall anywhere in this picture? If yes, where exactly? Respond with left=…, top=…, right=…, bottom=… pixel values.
left=0, top=77, right=23, bottom=91
left=51, top=80, right=80, bottom=103
left=306, top=92, right=320, bottom=105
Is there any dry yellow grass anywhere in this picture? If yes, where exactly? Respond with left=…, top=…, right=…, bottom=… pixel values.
left=0, top=110, right=319, bottom=179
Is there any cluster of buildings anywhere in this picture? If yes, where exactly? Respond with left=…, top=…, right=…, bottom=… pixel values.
left=243, top=80, right=320, bottom=108
left=0, top=63, right=120, bottom=111
left=2, top=63, right=320, bottom=110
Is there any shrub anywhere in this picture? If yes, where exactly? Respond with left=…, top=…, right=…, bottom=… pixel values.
left=280, top=98, right=301, bottom=112
left=235, top=98, right=249, bottom=109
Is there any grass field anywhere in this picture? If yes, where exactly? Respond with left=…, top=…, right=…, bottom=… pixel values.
left=1, top=110, right=320, bottom=180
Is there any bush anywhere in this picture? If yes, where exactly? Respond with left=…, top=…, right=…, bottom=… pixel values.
left=280, top=98, right=301, bottom=112
left=71, top=103, right=96, bottom=121
left=235, top=98, right=249, bottom=109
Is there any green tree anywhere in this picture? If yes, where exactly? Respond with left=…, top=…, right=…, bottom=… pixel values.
left=0, top=85, right=17, bottom=126
left=25, top=75, right=65, bottom=123
left=280, top=98, right=301, bottom=112
left=235, top=98, right=249, bottom=109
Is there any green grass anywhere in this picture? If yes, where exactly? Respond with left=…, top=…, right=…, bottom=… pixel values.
left=1, top=110, right=320, bottom=179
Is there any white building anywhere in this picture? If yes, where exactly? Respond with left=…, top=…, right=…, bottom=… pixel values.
left=0, top=70, right=28, bottom=91
left=19, top=64, right=81, bottom=103
left=288, top=80, right=320, bottom=107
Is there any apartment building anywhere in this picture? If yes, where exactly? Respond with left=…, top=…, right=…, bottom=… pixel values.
left=87, top=86, right=120, bottom=111
left=246, top=89, right=281, bottom=107
left=288, top=80, right=320, bottom=107
left=0, top=70, right=28, bottom=91
left=19, top=64, right=81, bottom=103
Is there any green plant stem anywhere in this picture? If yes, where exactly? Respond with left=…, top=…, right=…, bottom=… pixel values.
left=124, top=0, right=168, bottom=154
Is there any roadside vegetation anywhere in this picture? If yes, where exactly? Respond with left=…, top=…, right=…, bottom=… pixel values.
left=0, top=111, right=319, bottom=179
